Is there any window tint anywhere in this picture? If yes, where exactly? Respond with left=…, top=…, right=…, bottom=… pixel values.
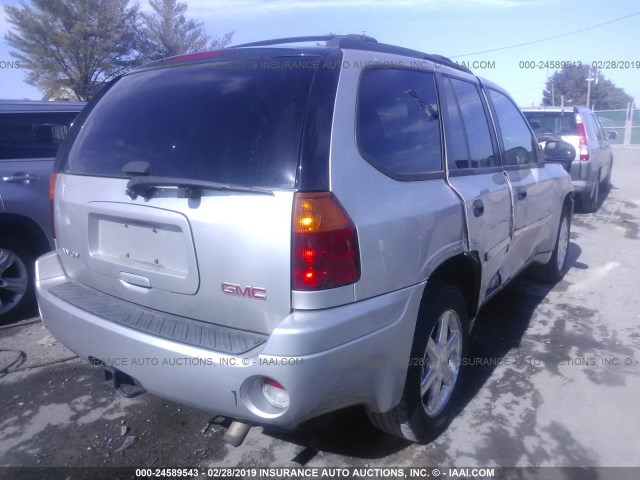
left=442, top=77, right=470, bottom=169
left=66, top=60, right=318, bottom=189
left=449, top=78, right=498, bottom=169
left=489, top=90, right=538, bottom=167
left=0, top=112, right=77, bottom=160
left=582, top=113, right=598, bottom=142
left=593, top=114, right=605, bottom=141
left=358, top=68, right=442, bottom=176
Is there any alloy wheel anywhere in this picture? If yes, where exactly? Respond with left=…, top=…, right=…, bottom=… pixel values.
left=0, top=248, right=29, bottom=315
left=420, top=309, right=463, bottom=417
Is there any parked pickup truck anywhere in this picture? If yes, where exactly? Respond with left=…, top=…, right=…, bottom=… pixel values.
left=35, top=35, right=573, bottom=443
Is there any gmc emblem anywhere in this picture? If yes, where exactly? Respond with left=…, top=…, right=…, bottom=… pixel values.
left=221, top=283, right=267, bottom=300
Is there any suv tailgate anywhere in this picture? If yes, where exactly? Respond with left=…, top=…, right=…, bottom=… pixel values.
left=55, top=174, right=293, bottom=334
left=53, top=54, right=321, bottom=334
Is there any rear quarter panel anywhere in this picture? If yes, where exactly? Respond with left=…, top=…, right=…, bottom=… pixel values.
left=328, top=50, right=466, bottom=302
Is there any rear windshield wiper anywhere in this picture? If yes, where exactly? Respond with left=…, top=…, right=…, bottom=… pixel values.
left=126, top=176, right=274, bottom=199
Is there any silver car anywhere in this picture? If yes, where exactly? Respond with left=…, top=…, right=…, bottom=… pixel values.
left=35, top=35, right=573, bottom=442
left=0, top=100, right=84, bottom=321
left=522, top=106, right=616, bottom=212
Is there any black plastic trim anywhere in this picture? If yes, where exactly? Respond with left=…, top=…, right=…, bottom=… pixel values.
left=503, top=163, right=542, bottom=172
left=232, top=34, right=471, bottom=74
left=233, top=34, right=377, bottom=48
left=49, top=282, right=267, bottom=355
left=338, top=38, right=471, bottom=74
left=297, top=50, right=343, bottom=191
left=447, top=166, right=504, bottom=177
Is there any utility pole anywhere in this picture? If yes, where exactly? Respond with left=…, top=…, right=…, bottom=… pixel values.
left=624, top=101, right=633, bottom=145
left=586, top=68, right=599, bottom=110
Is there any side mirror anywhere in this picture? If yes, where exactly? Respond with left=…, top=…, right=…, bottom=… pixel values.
left=607, top=131, right=618, bottom=140
left=544, top=140, right=575, bottom=164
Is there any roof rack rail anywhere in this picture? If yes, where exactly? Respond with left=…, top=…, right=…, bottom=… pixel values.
left=231, top=34, right=471, bottom=74
left=232, top=34, right=377, bottom=48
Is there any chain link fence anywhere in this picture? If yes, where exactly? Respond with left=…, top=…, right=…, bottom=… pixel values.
left=595, top=106, right=639, bottom=145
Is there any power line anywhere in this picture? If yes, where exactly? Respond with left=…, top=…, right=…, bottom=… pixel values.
left=451, top=11, right=640, bottom=58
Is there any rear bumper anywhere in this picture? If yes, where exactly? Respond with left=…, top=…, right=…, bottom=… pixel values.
left=36, top=251, right=422, bottom=427
left=569, top=160, right=595, bottom=193
left=571, top=179, right=591, bottom=193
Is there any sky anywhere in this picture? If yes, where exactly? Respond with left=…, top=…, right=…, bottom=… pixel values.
left=1, top=0, right=639, bottom=109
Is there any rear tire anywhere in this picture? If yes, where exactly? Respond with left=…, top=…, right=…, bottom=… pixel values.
left=601, top=164, right=612, bottom=193
left=0, top=239, right=36, bottom=323
left=529, top=206, right=571, bottom=284
left=367, top=282, right=469, bottom=443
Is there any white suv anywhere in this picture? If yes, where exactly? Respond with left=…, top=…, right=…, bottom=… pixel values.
left=522, top=106, right=617, bottom=212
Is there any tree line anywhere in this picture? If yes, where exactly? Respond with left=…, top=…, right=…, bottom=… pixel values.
left=4, top=0, right=234, bottom=101
left=5, top=4, right=634, bottom=109
left=542, top=64, right=633, bottom=110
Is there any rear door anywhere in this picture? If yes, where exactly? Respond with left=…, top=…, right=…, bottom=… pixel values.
left=440, top=74, right=512, bottom=302
left=56, top=57, right=320, bottom=334
left=0, top=111, right=78, bottom=248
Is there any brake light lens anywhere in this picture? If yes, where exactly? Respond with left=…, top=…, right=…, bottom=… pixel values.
left=292, top=192, right=360, bottom=290
left=576, top=115, right=589, bottom=161
left=49, top=172, right=58, bottom=238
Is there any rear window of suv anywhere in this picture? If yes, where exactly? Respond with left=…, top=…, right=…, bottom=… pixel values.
left=65, top=59, right=319, bottom=189
left=522, top=111, right=578, bottom=137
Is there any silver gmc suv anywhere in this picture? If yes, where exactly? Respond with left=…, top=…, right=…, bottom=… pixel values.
left=35, top=35, right=573, bottom=442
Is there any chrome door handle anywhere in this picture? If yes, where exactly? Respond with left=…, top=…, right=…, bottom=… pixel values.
left=2, top=172, right=39, bottom=184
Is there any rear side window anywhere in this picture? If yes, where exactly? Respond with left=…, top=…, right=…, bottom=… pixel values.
left=489, top=90, right=538, bottom=167
left=592, top=114, right=605, bottom=141
left=0, top=112, right=77, bottom=160
left=357, top=68, right=442, bottom=178
left=65, top=60, right=318, bottom=189
left=442, top=77, right=498, bottom=170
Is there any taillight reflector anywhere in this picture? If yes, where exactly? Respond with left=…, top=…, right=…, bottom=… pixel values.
left=261, top=377, right=289, bottom=409
left=292, top=192, right=360, bottom=291
left=577, top=119, right=589, bottom=161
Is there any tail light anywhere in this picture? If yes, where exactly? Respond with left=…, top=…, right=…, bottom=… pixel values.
left=576, top=114, right=589, bottom=161
left=49, top=172, right=58, bottom=238
left=292, top=192, right=360, bottom=291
